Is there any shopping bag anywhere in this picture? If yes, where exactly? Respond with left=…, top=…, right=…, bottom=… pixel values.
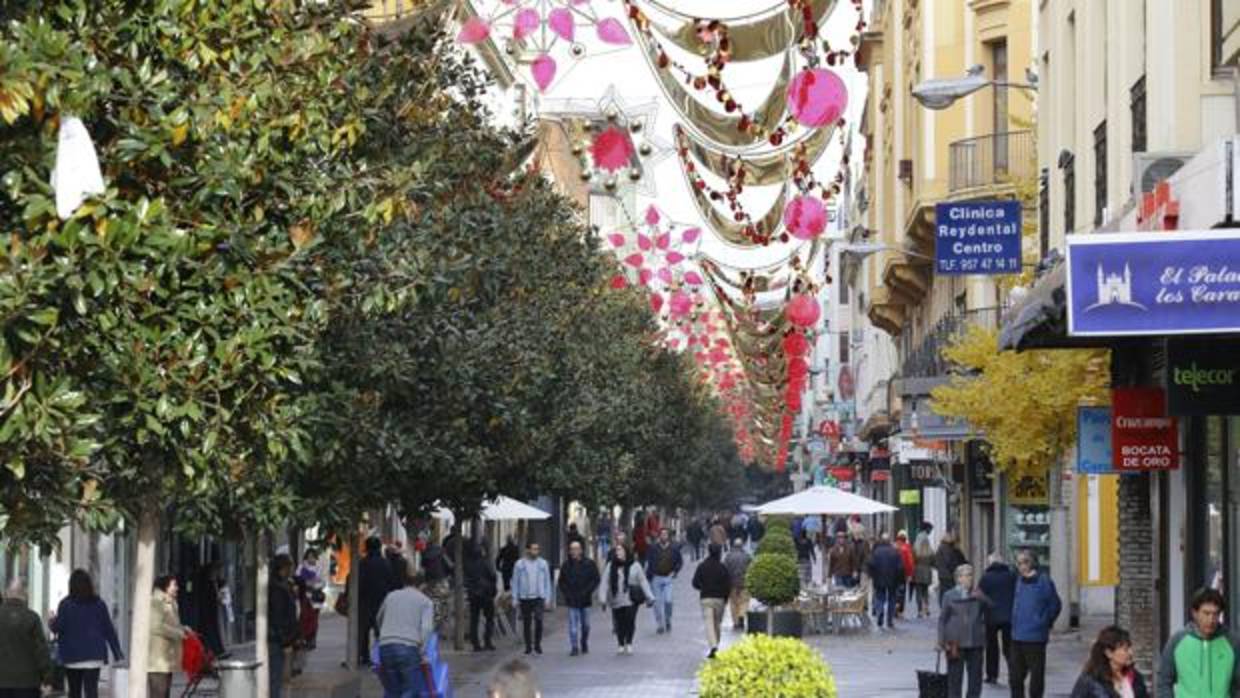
left=47, top=639, right=66, bottom=692
left=915, top=651, right=948, bottom=698
left=182, top=631, right=210, bottom=678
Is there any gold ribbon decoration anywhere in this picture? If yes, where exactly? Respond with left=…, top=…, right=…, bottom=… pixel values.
left=641, top=0, right=837, bottom=63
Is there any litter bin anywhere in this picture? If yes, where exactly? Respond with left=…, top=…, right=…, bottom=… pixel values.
left=216, top=659, right=261, bottom=698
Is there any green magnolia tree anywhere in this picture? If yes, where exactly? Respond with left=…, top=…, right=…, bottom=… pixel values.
left=1, top=1, right=386, bottom=690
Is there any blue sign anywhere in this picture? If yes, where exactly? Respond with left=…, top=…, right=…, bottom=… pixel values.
left=934, top=201, right=1023, bottom=275
left=1076, top=406, right=1113, bottom=474
left=1067, top=231, right=1240, bottom=336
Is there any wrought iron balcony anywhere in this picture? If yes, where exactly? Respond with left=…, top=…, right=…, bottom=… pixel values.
left=948, top=130, right=1035, bottom=193
left=901, top=307, right=1002, bottom=379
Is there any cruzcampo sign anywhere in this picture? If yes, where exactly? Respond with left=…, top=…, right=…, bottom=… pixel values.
left=1111, top=387, right=1178, bottom=471
left=1066, top=230, right=1240, bottom=336
left=1166, top=338, right=1240, bottom=415
left=934, top=201, right=1023, bottom=275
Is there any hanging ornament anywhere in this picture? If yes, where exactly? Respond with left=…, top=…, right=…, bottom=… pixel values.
left=787, top=293, right=821, bottom=328
left=787, top=68, right=848, bottom=128
left=591, top=125, right=636, bottom=172
left=783, top=194, right=828, bottom=240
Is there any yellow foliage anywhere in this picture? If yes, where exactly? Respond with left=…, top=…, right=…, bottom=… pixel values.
left=930, top=325, right=1109, bottom=476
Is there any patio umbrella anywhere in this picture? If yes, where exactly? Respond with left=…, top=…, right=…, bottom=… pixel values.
left=480, top=495, right=551, bottom=521
left=755, top=485, right=897, bottom=516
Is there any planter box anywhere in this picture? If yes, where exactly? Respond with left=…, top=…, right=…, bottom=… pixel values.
left=746, top=608, right=804, bottom=638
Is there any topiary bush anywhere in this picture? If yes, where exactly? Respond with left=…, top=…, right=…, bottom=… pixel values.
left=764, top=516, right=793, bottom=534
left=755, top=531, right=797, bottom=557
left=698, top=634, right=838, bottom=698
left=746, top=553, right=800, bottom=608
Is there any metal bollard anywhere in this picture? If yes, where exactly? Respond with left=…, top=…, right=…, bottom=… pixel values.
left=216, top=659, right=262, bottom=698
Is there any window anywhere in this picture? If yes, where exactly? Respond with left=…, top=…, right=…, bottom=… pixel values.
left=1060, top=151, right=1076, bottom=234
left=839, top=333, right=850, bottom=365
left=990, top=39, right=1010, bottom=173
left=1094, top=121, right=1107, bottom=226
left=1039, top=168, right=1050, bottom=259
left=1131, top=76, right=1147, bottom=154
left=1214, top=0, right=1240, bottom=70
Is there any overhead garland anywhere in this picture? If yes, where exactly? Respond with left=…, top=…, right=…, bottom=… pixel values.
left=457, top=0, right=635, bottom=92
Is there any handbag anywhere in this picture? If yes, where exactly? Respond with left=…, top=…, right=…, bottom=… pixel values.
left=915, top=651, right=949, bottom=698
left=627, top=572, right=648, bottom=605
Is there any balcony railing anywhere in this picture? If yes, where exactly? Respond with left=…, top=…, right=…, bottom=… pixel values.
left=948, top=130, right=1035, bottom=193
left=901, top=307, right=1002, bottom=379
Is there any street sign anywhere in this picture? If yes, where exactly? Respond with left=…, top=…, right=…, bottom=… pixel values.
left=1066, top=230, right=1240, bottom=336
left=934, top=201, right=1022, bottom=275
left=1112, top=388, right=1179, bottom=471
left=1076, top=406, right=1114, bottom=474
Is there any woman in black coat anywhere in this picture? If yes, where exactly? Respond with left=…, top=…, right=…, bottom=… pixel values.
left=1070, top=626, right=1149, bottom=698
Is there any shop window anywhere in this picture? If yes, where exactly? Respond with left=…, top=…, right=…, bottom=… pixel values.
left=1214, top=0, right=1240, bottom=71
left=1131, top=76, right=1147, bottom=154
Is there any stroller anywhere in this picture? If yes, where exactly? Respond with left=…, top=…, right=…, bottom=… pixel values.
left=181, top=631, right=219, bottom=697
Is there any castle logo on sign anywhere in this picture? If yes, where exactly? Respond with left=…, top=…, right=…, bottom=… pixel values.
left=1086, top=264, right=1147, bottom=312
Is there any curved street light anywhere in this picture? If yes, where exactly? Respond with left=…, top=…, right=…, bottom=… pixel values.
left=912, top=64, right=1039, bottom=110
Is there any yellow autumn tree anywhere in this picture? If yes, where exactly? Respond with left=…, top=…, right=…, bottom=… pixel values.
left=930, top=326, right=1109, bottom=476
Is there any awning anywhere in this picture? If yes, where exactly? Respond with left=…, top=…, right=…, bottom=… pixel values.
left=756, top=485, right=897, bottom=516
left=998, top=256, right=1111, bottom=351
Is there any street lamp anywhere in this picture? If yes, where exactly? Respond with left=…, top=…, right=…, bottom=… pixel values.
left=911, top=64, right=1038, bottom=111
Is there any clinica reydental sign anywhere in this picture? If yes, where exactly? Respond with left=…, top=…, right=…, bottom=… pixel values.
left=1166, top=338, right=1240, bottom=415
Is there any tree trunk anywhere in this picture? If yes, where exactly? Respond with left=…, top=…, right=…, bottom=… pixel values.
left=452, top=521, right=466, bottom=651
left=766, top=607, right=775, bottom=637
left=127, top=505, right=158, bottom=698
left=345, top=533, right=361, bottom=670
left=256, top=534, right=270, bottom=698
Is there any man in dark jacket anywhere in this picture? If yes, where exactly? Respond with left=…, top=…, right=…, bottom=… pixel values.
left=464, top=541, right=498, bottom=652
left=646, top=529, right=683, bottom=633
left=692, top=543, right=732, bottom=658
left=867, top=533, right=906, bottom=629
left=1010, top=550, right=1062, bottom=698
left=358, top=536, right=395, bottom=665
left=828, top=532, right=857, bottom=588
left=0, top=578, right=51, bottom=697
left=556, top=540, right=600, bottom=656
left=268, top=555, right=299, bottom=698
left=978, top=553, right=1018, bottom=684
left=934, top=533, right=968, bottom=610
left=496, top=536, right=520, bottom=592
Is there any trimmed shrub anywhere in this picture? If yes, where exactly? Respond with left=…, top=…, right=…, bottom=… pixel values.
left=698, top=634, right=838, bottom=698
left=746, top=552, right=800, bottom=608
left=755, top=531, right=797, bottom=557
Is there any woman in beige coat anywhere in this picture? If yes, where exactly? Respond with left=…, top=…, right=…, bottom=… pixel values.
left=148, top=575, right=187, bottom=698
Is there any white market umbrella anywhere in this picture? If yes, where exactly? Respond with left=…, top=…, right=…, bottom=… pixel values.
left=433, top=495, right=552, bottom=523
left=480, top=495, right=551, bottom=521
left=755, top=485, right=897, bottom=516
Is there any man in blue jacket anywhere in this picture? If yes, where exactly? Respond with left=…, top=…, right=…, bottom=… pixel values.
left=866, top=533, right=906, bottom=629
left=978, top=553, right=1017, bottom=685
left=1009, top=550, right=1061, bottom=698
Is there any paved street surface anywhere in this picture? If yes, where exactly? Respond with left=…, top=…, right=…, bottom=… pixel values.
left=169, top=559, right=1098, bottom=696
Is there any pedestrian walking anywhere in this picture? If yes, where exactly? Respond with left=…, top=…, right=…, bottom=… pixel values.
left=565, top=523, right=586, bottom=551
left=867, top=533, right=906, bottom=629
left=599, top=544, right=654, bottom=655
left=421, top=537, right=454, bottom=634
left=747, top=515, right=765, bottom=549
left=487, top=658, right=542, bottom=698
left=295, top=549, right=326, bottom=652
left=1156, top=588, right=1239, bottom=698
left=709, top=517, right=728, bottom=550
left=1009, top=550, right=1062, bottom=698
left=645, top=529, right=683, bottom=634
left=692, top=543, right=732, bottom=659
left=51, top=570, right=123, bottom=698
left=934, top=533, right=968, bottom=609
left=978, top=552, right=1017, bottom=685
left=464, top=541, right=498, bottom=653
left=0, top=578, right=52, bottom=698
left=267, top=554, right=299, bottom=698
left=595, top=514, right=613, bottom=563
left=633, top=511, right=650, bottom=563
left=828, top=532, right=858, bottom=589
left=850, top=527, right=872, bottom=588
left=557, top=540, right=600, bottom=656
left=513, top=542, right=552, bottom=655
left=375, top=570, right=436, bottom=698
left=911, top=532, right=935, bottom=618
left=386, top=542, right=410, bottom=592
left=147, top=575, right=188, bottom=698
left=723, top=539, right=752, bottom=630
left=894, top=531, right=914, bottom=619
left=939, top=564, right=990, bottom=698
left=359, top=536, right=396, bottom=665
left=497, top=535, right=520, bottom=592
left=686, top=521, right=704, bottom=562
left=794, top=529, right=814, bottom=587
left=1071, top=626, right=1148, bottom=698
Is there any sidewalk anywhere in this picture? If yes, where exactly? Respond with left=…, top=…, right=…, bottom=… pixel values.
left=168, top=566, right=1097, bottom=696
